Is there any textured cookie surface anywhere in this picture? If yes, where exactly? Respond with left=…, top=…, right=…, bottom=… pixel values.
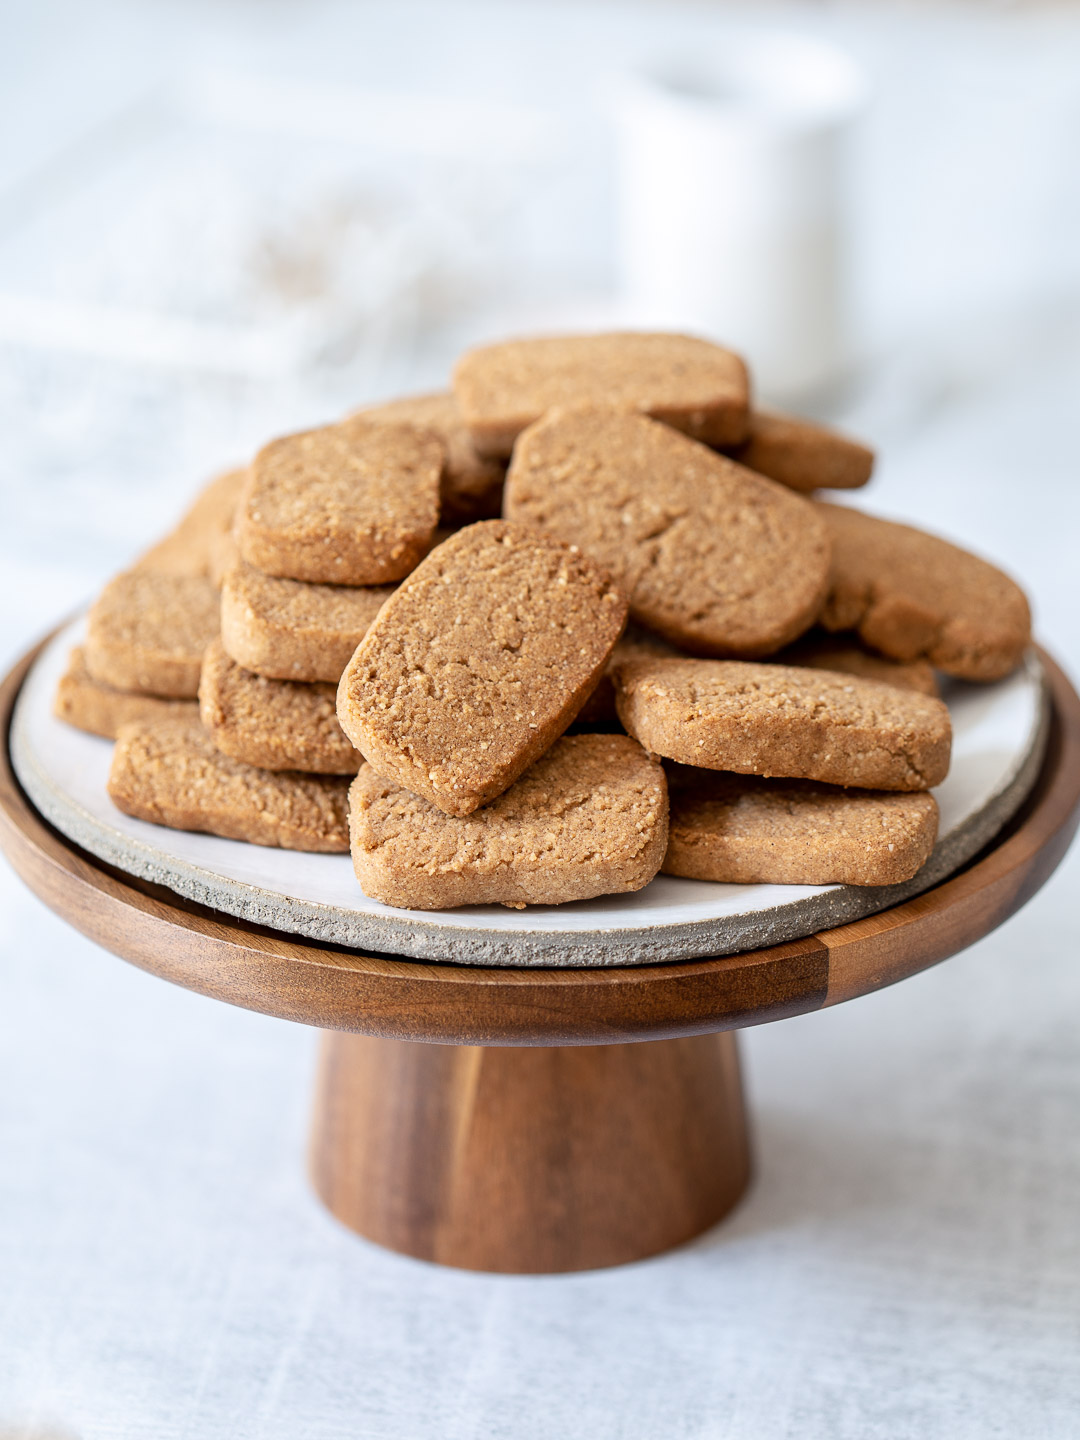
left=85, top=571, right=220, bottom=698
left=134, top=468, right=247, bottom=580
left=338, top=520, right=628, bottom=817
left=220, top=560, right=393, bottom=682
left=453, top=332, right=750, bottom=457
left=574, top=624, right=684, bottom=728
left=199, top=639, right=361, bottom=774
left=776, top=630, right=939, bottom=696
left=236, top=418, right=442, bottom=584
left=818, top=503, right=1032, bottom=681
left=359, top=392, right=505, bottom=523
left=614, top=658, right=951, bottom=791
left=54, top=647, right=198, bottom=739
left=662, top=768, right=939, bottom=886
left=108, top=718, right=350, bottom=851
left=728, top=411, right=874, bottom=493
left=349, top=734, right=668, bottom=909
left=504, top=409, right=830, bottom=657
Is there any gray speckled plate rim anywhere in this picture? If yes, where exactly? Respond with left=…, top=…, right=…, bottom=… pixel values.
left=11, top=622, right=1049, bottom=968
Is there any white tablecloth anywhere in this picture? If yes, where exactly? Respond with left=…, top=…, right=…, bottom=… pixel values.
left=2, top=3, right=1079, bottom=1436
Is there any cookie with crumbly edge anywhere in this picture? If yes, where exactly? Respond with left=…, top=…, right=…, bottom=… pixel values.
left=349, top=734, right=667, bottom=910
left=134, top=468, right=248, bottom=581
left=220, top=560, right=393, bottom=683
left=662, top=766, right=939, bottom=886
left=727, top=410, right=874, bottom=492
left=574, top=624, right=685, bottom=728
left=357, top=392, right=505, bottom=524
left=337, top=520, right=628, bottom=817
left=504, top=408, right=831, bottom=658
left=108, top=718, right=350, bottom=851
left=85, top=571, right=220, bottom=699
left=236, top=418, right=442, bottom=585
left=453, top=332, right=750, bottom=458
left=199, top=639, right=361, bottom=774
left=53, top=646, right=198, bottom=739
left=775, top=629, right=939, bottom=696
left=818, top=503, right=1031, bottom=681
left=614, top=658, right=951, bottom=791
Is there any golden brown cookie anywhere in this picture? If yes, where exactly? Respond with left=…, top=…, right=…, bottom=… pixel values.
left=614, top=658, right=951, bottom=791
left=662, top=768, right=939, bottom=886
left=235, top=418, right=442, bottom=584
left=453, top=332, right=750, bottom=457
left=357, top=392, right=505, bottom=524
left=775, top=630, right=939, bottom=696
left=574, top=624, right=684, bottom=728
left=53, top=646, right=198, bottom=739
left=727, top=410, right=873, bottom=492
left=818, top=503, right=1032, bottom=681
left=503, top=408, right=830, bottom=657
left=108, top=718, right=350, bottom=851
left=134, top=468, right=247, bottom=580
left=337, top=521, right=628, bottom=817
left=85, top=571, right=220, bottom=698
left=220, top=560, right=393, bottom=683
left=349, top=734, right=667, bottom=909
left=199, top=639, right=361, bottom=774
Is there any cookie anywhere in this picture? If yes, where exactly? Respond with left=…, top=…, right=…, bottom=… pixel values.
left=662, top=768, right=939, bottom=886
left=108, top=718, right=350, bottom=852
left=220, top=560, right=393, bottom=682
left=574, top=624, right=684, bottom=728
left=85, top=571, right=220, bottom=698
left=349, top=733, right=667, bottom=909
left=614, top=658, right=951, bottom=791
left=199, top=639, right=361, bottom=774
left=235, top=418, right=442, bottom=584
left=727, top=410, right=874, bottom=492
left=358, top=392, right=505, bottom=524
left=503, top=408, right=830, bottom=657
left=818, top=503, right=1032, bottom=681
left=453, top=332, right=750, bottom=457
left=134, top=468, right=247, bottom=580
left=53, top=646, right=198, bottom=739
left=337, top=520, right=628, bottom=817
left=776, top=630, right=939, bottom=697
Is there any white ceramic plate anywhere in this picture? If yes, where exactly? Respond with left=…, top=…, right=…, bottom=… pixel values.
left=12, top=619, right=1048, bottom=967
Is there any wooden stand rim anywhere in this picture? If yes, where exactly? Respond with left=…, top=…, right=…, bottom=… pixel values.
left=3, top=634, right=1079, bottom=1047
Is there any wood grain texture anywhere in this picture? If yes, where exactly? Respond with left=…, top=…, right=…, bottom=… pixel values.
left=310, top=1030, right=750, bottom=1272
left=2, top=634, right=1079, bottom=1046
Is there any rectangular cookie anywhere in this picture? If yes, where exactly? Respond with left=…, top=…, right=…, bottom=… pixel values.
left=85, top=571, right=221, bottom=698
left=337, top=521, right=629, bottom=817
left=220, top=560, right=393, bottom=682
left=504, top=408, right=830, bottom=657
left=53, top=646, right=198, bottom=739
left=235, top=418, right=442, bottom=584
left=349, top=734, right=668, bottom=909
left=817, top=502, right=1032, bottom=681
left=453, top=332, right=750, bottom=457
left=357, top=392, right=505, bottom=524
left=108, top=718, right=350, bottom=851
left=199, top=638, right=361, bottom=774
left=726, top=410, right=874, bottom=492
left=662, top=767, right=939, bottom=886
left=134, top=468, right=247, bottom=579
left=614, top=658, right=952, bottom=791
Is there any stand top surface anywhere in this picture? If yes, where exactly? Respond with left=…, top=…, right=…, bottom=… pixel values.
left=3, top=635, right=1079, bottom=1046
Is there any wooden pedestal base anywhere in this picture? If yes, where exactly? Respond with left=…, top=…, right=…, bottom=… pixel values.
left=309, top=1032, right=752, bottom=1273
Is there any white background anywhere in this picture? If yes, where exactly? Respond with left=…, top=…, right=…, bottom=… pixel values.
left=1, top=2, right=1079, bottom=1437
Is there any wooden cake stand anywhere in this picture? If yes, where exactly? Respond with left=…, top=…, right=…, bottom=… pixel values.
left=3, top=638, right=1080, bottom=1273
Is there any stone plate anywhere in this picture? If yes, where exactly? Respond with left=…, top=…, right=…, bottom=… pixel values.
left=12, top=618, right=1049, bottom=967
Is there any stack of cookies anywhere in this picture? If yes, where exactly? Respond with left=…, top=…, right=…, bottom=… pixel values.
left=55, top=332, right=1033, bottom=911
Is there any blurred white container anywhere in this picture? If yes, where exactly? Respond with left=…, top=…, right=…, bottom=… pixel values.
left=609, top=33, right=868, bottom=399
